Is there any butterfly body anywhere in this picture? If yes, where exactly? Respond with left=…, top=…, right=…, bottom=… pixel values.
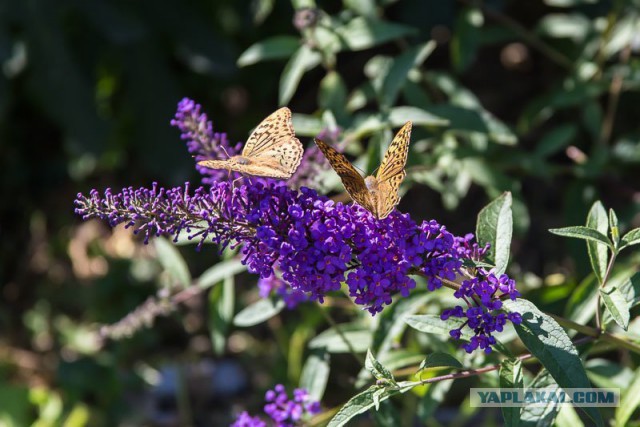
left=315, top=121, right=412, bottom=219
left=198, top=107, right=303, bottom=179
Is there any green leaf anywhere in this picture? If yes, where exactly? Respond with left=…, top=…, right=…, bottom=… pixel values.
left=373, top=291, right=432, bottom=356
left=548, top=226, right=612, bottom=248
left=196, top=258, right=246, bottom=290
left=327, top=383, right=415, bottom=427
left=365, top=350, right=396, bottom=384
left=600, top=286, right=630, bottom=330
left=564, top=275, right=598, bottom=326
left=616, top=367, right=640, bottom=427
left=388, top=106, right=449, bottom=127
left=450, top=7, right=483, bottom=72
left=291, top=113, right=325, bottom=136
left=417, top=379, right=454, bottom=419
left=233, top=298, right=285, bottom=327
left=209, top=274, right=234, bottom=355
left=503, top=299, right=603, bottom=426
left=620, top=228, right=640, bottom=250
left=334, top=17, right=417, bottom=51
left=279, top=44, right=322, bottom=105
left=476, top=192, right=513, bottom=275
left=300, top=350, right=330, bottom=402
left=534, top=124, right=577, bottom=157
left=519, top=370, right=562, bottom=427
left=500, top=359, right=523, bottom=427
left=237, top=36, right=300, bottom=67
left=586, top=202, right=609, bottom=283
left=319, top=71, right=348, bottom=120
left=154, top=237, right=191, bottom=288
left=419, top=352, right=462, bottom=370
left=380, top=42, right=436, bottom=108
left=555, top=405, right=585, bottom=427
left=405, top=315, right=474, bottom=340
left=309, top=324, right=372, bottom=353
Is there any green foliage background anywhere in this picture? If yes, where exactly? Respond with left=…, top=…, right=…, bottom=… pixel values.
left=1, top=0, right=640, bottom=425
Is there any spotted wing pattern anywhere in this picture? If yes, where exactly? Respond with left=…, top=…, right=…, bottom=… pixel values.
left=374, top=121, right=412, bottom=218
left=198, top=107, right=303, bottom=178
left=241, top=107, right=303, bottom=176
left=314, top=138, right=374, bottom=213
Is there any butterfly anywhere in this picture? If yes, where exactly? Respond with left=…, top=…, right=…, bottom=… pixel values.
left=198, top=107, right=303, bottom=179
left=315, top=121, right=412, bottom=219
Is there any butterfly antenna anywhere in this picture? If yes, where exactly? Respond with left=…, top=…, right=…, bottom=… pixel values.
left=220, top=145, right=231, bottom=158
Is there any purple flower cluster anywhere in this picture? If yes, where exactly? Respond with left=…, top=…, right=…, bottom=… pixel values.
left=170, top=98, right=243, bottom=184
left=75, top=182, right=464, bottom=315
left=73, top=98, right=524, bottom=353
left=231, top=385, right=320, bottom=427
left=441, top=271, right=522, bottom=354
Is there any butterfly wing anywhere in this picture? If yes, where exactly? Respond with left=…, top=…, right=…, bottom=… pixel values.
left=374, top=121, right=412, bottom=218
left=198, top=156, right=292, bottom=178
left=314, top=138, right=374, bottom=213
left=242, top=107, right=303, bottom=177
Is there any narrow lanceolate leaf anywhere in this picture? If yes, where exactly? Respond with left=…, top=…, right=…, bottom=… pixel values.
left=278, top=44, right=322, bottom=105
left=196, top=258, right=246, bottom=290
left=327, top=383, right=416, bottom=427
left=586, top=201, right=609, bottom=283
left=237, top=36, right=300, bottom=67
left=500, top=359, right=523, bottom=427
left=309, top=324, right=372, bottom=353
left=549, top=226, right=612, bottom=248
left=365, top=350, right=396, bottom=384
left=615, top=367, right=640, bottom=427
left=233, top=298, right=285, bottom=327
left=503, top=299, right=603, bottom=427
left=620, top=228, right=640, bottom=250
left=334, top=17, right=417, bottom=52
left=404, top=315, right=473, bottom=340
left=419, top=352, right=463, bottom=370
left=476, top=192, right=513, bottom=275
left=154, top=237, right=191, bottom=288
left=300, top=350, right=330, bottom=402
left=600, top=286, right=630, bottom=330
left=209, top=274, right=234, bottom=355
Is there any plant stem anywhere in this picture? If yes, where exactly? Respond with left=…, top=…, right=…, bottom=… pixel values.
left=316, top=303, right=366, bottom=367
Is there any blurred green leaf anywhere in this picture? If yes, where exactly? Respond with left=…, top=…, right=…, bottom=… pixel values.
left=279, top=44, right=322, bottom=105
left=309, top=324, right=372, bottom=353
left=300, top=350, right=330, bottom=401
left=380, top=41, right=436, bottom=108
left=0, top=385, right=30, bottom=427
left=233, top=298, right=285, bottom=327
left=586, top=201, right=609, bottom=284
left=616, top=367, right=640, bottom=427
left=292, top=113, right=325, bottom=136
left=537, top=13, right=591, bottom=42
left=334, top=17, right=416, bottom=51
left=319, top=71, right=348, bottom=121
left=252, top=0, right=275, bottom=24
left=209, top=273, right=234, bottom=355
left=196, top=259, right=246, bottom=290
left=417, top=379, right=453, bottom=419
left=388, top=106, right=449, bottom=127
left=237, top=36, right=300, bottom=67
left=504, top=299, right=604, bottom=427
left=564, top=275, right=598, bottom=325
left=500, top=358, right=523, bottom=427
left=343, top=0, right=377, bottom=17
left=534, top=125, right=577, bottom=157
left=154, top=238, right=191, bottom=288
left=451, top=7, right=483, bottom=72
left=476, top=192, right=513, bottom=275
